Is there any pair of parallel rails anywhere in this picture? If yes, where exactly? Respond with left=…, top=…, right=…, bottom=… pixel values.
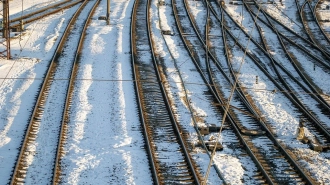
left=9, top=1, right=99, bottom=184
left=8, top=0, right=330, bottom=184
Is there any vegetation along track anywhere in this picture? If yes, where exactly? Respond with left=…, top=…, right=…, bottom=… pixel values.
left=130, top=0, right=201, bottom=183
left=9, top=0, right=84, bottom=30
left=10, top=0, right=99, bottom=184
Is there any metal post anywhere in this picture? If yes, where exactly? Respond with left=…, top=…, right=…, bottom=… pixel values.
left=241, top=2, right=243, bottom=26
left=106, top=0, right=110, bottom=25
left=1, top=0, right=11, bottom=59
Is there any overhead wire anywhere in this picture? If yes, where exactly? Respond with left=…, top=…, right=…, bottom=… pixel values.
left=0, top=75, right=328, bottom=97
left=0, top=0, right=68, bottom=88
left=19, top=0, right=23, bottom=51
left=202, top=2, right=263, bottom=184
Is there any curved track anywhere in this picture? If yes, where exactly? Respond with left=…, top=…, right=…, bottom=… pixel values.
left=295, top=0, right=330, bottom=51
left=241, top=1, right=330, bottom=146
left=10, top=1, right=99, bottom=184
left=52, top=1, right=100, bottom=184
left=314, top=0, right=330, bottom=40
left=180, top=0, right=323, bottom=183
left=172, top=0, right=317, bottom=183
left=247, top=0, right=330, bottom=65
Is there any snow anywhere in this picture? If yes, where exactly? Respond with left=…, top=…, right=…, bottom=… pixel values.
left=1, top=0, right=330, bottom=184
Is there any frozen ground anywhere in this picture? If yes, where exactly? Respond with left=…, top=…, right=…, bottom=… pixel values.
left=1, top=0, right=330, bottom=184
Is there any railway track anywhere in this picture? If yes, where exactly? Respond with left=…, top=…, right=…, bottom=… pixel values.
left=172, top=0, right=262, bottom=183
left=52, top=1, right=99, bottom=184
left=130, top=0, right=201, bottom=183
left=246, top=0, right=330, bottom=65
left=9, top=0, right=83, bottom=30
left=217, top=0, right=330, bottom=149
left=264, top=1, right=307, bottom=38
left=154, top=0, right=227, bottom=183
left=249, top=0, right=330, bottom=103
left=9, top=1, right=99, bottom=184
left=171, top=0, right=318, bottom=183
left=224, top=1, right=330, bottom=118
left=314, top=0, right=330, bottom=39
left=189, top=0, right=329, bottom=183
left=208, top=0, right=329, bottom=182
left=244, top=2, right=330, bottom=109
left=241, top=0, right=330, bottom=140
left=295, top=0, right=330, bottom=51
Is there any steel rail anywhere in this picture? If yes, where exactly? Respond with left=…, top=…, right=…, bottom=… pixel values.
left=131, top=0, right=201, bottom=183
left=207, top=3, right=319, bottom=184
left=180, top=0, right=318, bottom=182
left=182, top=0, right=263, bottom=135
left=219, top=3, right=330, bottom=113
left=174, top=0, right=280, bottom=183
left=249, top=0, right=330, bottom=137
left=310, top=0, right=330, bottom=43
left=182, top=0, right=268, bottom=134
left=183, top=0, right=268, bottom=137
left=10, top=1, right=90, bottom=184
left=246, top=3, right=330, bottom=70
left=10, top=0, right=84, bottom=29
left=240, top=1, right=330, bottom=109
left=269, top=1, right=306, bottom=33
left=52, top=0, right=100, bottom=184
left=248, top=4, right=330, bottom=145
left=216, top=4, right=314, bottom=184
left=182, top=0, right=318, bottom=184
left=223, top=25, right=318, bottom=184
left=314, top=0, right=330, bottom=40
left=10, top=0, right=73, bottom=23
left=295, top=0, right=319, bottom=45
left=252, top=0, right=330, bottom=60
left=246, top=1, right=330, bottom=68
left=223, top=8, right=330, bottom=143
left=229, top=12, right=330, bottom=138
left=146, top=0, right=201, bottom=182
left=130, top=0, right=159, bottom=183
left=299, top=0, right=330, bottom=51
left=211, top=0, right=330, bottom=150
left=156, top=0, right=226, bottom=183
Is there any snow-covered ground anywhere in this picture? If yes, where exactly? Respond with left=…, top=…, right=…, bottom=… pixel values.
left=1, top=0, right=330, bottom=184
left=0, top=0, right=151, bottom=184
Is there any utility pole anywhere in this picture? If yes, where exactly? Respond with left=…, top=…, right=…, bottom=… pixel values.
left=106, top=0, right=110, bottom=25
left=0, top=0, right=11, bottom=59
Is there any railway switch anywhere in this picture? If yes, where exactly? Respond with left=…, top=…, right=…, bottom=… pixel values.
left=198, top=126, right=209, bottom=135
left=198, top=124, right=221, bottom=135
left=162, top=30, right=174, bottom=35
left=205, top=141, right=223, bottom=151
left=159, top=1, right=165, bottom=6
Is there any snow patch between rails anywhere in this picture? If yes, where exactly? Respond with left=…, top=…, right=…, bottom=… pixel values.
left=91, top=34, right=106, bottom=54
left=45, top=18, right=65, bottom=52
